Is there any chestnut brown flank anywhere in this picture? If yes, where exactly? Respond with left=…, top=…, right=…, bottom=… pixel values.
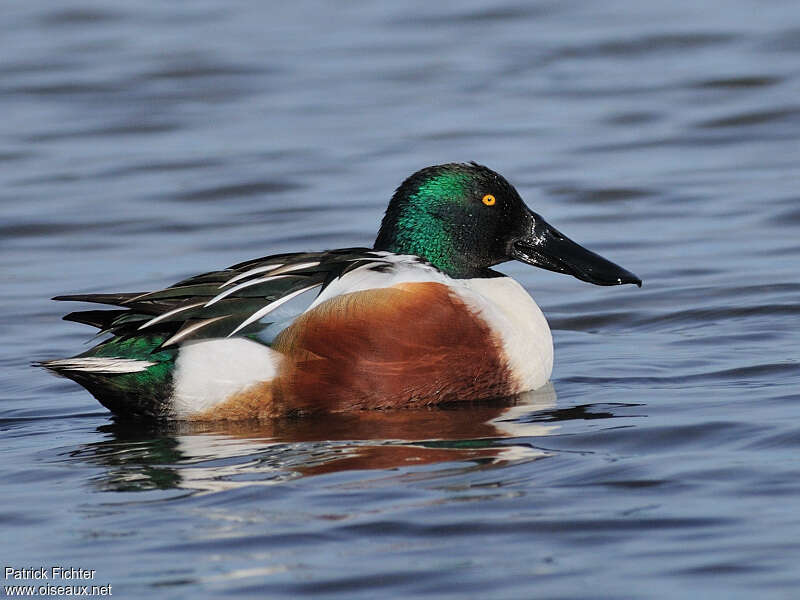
left=192, top=282, right=512, bottom=420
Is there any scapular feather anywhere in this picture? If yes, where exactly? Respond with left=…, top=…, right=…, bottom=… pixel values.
left=53, top=249, right=398, bottom=346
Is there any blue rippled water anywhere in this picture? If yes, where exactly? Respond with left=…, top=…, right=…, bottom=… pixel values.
left=3, top=1, right=800, bottom=598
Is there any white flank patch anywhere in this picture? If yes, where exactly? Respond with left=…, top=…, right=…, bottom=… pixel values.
left=171, top=338, right=282, bottom=418
left=454, top=277, right=553, bottom=393
left=44, top=357, right=156, bottom=373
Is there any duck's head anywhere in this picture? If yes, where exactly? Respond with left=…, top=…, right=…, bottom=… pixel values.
left=374, top=162, right=642, bottom=285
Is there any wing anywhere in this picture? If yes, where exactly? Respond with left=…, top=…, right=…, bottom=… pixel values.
left=54, top=248, right=403, bottom=348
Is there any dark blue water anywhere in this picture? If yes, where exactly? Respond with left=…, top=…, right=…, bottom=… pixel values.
left=3, top=1, right=800, bottom=598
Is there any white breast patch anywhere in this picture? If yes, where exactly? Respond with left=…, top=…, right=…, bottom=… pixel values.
left=453, top=277, right=553, bottom=393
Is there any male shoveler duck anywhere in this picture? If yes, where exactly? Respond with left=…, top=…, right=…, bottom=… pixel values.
left=42, top=163, right=641, bottom=420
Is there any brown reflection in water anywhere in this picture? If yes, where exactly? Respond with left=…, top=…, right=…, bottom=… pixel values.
left=208, top=401, right=525, bottom=441
left=74, top=386, right=557, bottom=491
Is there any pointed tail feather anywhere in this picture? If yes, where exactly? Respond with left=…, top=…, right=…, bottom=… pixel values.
left=53, top=293, right=146, bottom=307
left=62, top=309, right=129, bottom=330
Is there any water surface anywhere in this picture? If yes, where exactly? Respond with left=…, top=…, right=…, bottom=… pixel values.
left=3, top=1, right=800, bottom=598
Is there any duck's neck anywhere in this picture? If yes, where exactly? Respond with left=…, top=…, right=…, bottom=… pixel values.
left=374, top=172, right=478, bottom=278
left=374, top=221, right=472, bottom=278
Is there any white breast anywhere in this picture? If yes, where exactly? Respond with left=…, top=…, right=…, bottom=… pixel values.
left=453, top=277, right=553, bottom=393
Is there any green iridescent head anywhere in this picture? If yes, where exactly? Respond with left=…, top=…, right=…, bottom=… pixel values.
left=374, top=163, right=522, bottom=278
left=374, top=162, right=642, bottom=286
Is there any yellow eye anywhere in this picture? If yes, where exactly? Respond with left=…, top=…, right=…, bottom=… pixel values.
left=482, top=194, right=496, bottom=206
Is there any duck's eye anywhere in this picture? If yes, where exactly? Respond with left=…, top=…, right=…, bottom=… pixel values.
left=482, top=194, right=496, bottom=206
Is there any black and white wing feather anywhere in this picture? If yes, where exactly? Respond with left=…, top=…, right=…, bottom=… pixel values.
left=54, top=248, right=405, bottom=347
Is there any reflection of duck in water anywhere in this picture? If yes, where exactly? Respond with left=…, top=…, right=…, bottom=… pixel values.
left=43, top=164, right=639, bottom=420
left=75, top=386, right=559, bottom=491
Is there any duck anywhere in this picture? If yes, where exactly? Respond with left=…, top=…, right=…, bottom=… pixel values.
left=42, top=163, right=641, bottom=420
